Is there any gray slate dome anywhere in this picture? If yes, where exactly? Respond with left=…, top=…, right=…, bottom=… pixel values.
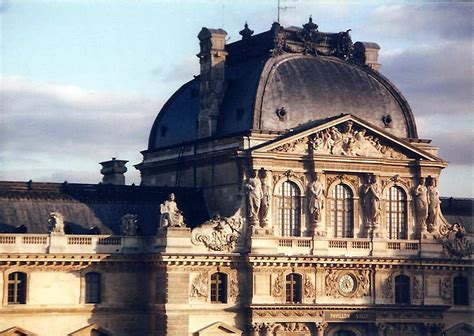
left=148, top=24, right=417, bottom=150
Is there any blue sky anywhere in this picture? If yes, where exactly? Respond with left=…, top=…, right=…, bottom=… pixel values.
left=1, top=0, right=473, bottom=197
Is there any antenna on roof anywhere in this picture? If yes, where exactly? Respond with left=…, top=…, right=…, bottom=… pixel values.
left=277, top=0, right=296, bottom=24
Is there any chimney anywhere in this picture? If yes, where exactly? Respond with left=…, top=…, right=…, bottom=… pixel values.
left=197, top=27, right=228, bottom=138
left=100, top=158, right=128, bottom=185
left=353, top=42, right=381, bottom=71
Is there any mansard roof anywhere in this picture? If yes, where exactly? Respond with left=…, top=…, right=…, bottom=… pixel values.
left=0, top=182, right=208, bottom=235
left=148, top=22, right=417, bottom=150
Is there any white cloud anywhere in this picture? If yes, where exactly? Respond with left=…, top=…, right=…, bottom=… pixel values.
left=0, top=76, right=162, bottom=184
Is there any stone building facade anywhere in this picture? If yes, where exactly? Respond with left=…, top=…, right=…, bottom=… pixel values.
left=0, top=19, right=473, bottom=336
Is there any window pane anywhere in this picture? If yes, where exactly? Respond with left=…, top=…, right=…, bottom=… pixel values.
left=329, top=184, right=353, bottom=238
left=276, top=181, right=301, bottom=237
left=85, top=272, right=101, bottom=304
left=8, top=272, right=27, bottom=304
left=386, top=187, right=407, bottom=239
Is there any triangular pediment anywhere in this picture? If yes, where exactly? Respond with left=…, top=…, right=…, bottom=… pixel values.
left=196, top=322, right=242, bottom=335
left=253, top=115, right=441, bottom=162
left=68, top=324, right=111, bottom=336
left=0, top=327, right=37, bottom=336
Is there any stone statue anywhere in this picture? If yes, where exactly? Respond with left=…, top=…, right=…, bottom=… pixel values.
left=308, top=174, right=325, bottom=223
left=259, top=169, right=272, bottom=227
left=120, top=214, right=138, bottom=236
left=245, top=171, right=262, bottom=225
left=361, top=175, right=381, bottom=229
left=427, top=178, right=441, bottom=232
left=160, top=193, right=184, bottom=227
left=48, top=212, right=65, bottom=234
left=414, top=177, right=428, bottom=233
left=440, top=222, right=472, bottom=258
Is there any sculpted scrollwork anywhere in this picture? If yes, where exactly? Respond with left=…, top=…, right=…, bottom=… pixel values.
left=272, top=271, right=284, bottom=298
left=190, top=270, right=209, bottom=298
left=439, top=222, right=472, bottom=258
left=440, top=276, right=452, bottom=301
left=304, top=274, right=315, bottom=299
left=191, top=215, right=243, bottom=252
left=381, top=273, right=394, bottom=299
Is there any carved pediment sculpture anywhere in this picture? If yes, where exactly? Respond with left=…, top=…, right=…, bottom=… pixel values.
left=48, top=212, right=65, bottom=234
left=439, top=222, right=472, bottom=258
left=270, top=121, right=407, bottom=160
left=191, top=215, right=243, bottom=252
left=120, top=214, right=138, bottom=236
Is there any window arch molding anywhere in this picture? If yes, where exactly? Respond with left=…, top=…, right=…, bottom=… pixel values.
left=3, top=268, right=30, bottom=305
left=326, top=177, right=358, bottom=199
left=273, top=178, right=304, bottom=237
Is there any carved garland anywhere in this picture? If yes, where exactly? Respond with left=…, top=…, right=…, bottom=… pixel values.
left=304, top=274, right=315, bottom=299
left=381, top=273, right=394, bottom=299
left=272, top=271, right=284, bottom=298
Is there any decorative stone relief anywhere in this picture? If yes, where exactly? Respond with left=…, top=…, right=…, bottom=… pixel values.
left=272, top=137, right=307, bottom=153
left=160, top=193, right=185, bottom=227
left=381, top=175, right=411, bottom=192
left=304, top=274, right=315, bottom=299
left=190, top=270, right=209, bottom=298
left=275, top=323, right=310, bottom=332
left=120, top=214, right=138, bottom=236
left=325, top=269, right=370, bottom=298
left=440, top=277, right=452, bottom=301
left=272, top=169, right=305, bottom=187
left=272, top=271, right=284, bottom=298
left=381, top=273, right=394, bottom=299
left=326, top=174, right=358, bottom=189
left=308, top=121, right=406, bottom=159
left=412, top=274, right=423, bottom=301
left=48, top=212, right=65, bottom=234
left=439, top=222, right=472, bottom=258
left=192, top=215, right=243, bottom=252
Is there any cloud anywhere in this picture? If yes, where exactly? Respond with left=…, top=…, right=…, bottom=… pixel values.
left=151, top=56, right=199, bottom=83
left=0, top=76, right=161, bottom=184
left=371, top=3, right=473, bottom=41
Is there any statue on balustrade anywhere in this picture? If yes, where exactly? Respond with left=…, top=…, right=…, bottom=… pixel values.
left=414, top=177, right=428, bottom=234
left=120, top=214, right=139, bottom=236
left=308, top=173, right=325, bottom=224
left=361, top=175, right=381, bottom=233
left=48, top=212, right=65, bottom=234
left=245, top=170, right=262, bottom=226
left=160, top=193, right=185, bottom=227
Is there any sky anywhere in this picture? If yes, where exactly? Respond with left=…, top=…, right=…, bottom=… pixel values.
left=0, top=0, right=473, bottom=197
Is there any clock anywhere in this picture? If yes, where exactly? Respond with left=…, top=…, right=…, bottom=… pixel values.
left=338, top=274, right=356, bottom=295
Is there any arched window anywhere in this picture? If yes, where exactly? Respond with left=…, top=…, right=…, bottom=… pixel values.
left=7, top=272, right=27, bottom=304
left=210, top=272, right=227, bottom=303
left=285, top=273, right=302, bottom=303
left=453, top=276, right=469, bottom=306
left=329, top=184, right=354, bottom=238
left=395, top=274, right=410, bottom=304
left=85, top=272, right=101, bottom=304
left=276, top=181, right=301, bottom=236
left=385, top=186, right=407, bottom=239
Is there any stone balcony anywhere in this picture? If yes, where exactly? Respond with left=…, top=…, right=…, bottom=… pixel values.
left=0, top=231, right=446, bottom=258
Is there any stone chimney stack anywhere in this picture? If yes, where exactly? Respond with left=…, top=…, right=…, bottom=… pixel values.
left=197, top=27, right=228, bottom=138
left=100, top=158, right=128, bottom=185
left=353, top=42, right=381, bottom=71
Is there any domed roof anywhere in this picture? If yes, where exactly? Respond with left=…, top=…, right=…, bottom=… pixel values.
left=148, top=26, right=417, bottom=150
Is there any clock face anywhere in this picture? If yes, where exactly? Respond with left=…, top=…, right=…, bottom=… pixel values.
left=338, top=274, right=356, bottom=294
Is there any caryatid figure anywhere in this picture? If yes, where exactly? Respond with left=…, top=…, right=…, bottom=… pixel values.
left=259, top=169, right=272, bottom=228
left=308, top=173, right=325, bottom=224
left=415, top=177, right=429, bottom=233
left=245, top=171, right=262, bottom=225
left=427, top=178, right=441, bottom=232
left=361, top=175, right=381, bottom=229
